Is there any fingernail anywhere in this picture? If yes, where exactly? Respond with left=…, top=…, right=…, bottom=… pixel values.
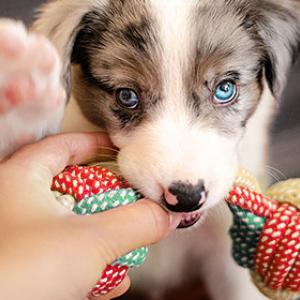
left=168, top=212, right=182, bottom=232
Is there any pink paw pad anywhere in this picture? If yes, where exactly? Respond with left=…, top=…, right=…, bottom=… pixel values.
left=0, top=19, right=63, bottom=114
left=0, top=24, right=26, bottom=59
left=3, top=77, right=35, bottom=106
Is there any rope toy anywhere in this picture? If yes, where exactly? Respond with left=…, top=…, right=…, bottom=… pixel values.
left=226, top=170, right=300, bottom=300
left=51, top=165, right=148, bottom=298
left=51, top=165, right=300, bottom=300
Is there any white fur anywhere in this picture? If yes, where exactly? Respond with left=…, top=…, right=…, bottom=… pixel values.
left=151, top=0, right=196, bottom=103
left=238, top=79, right=277, bottom=187
left=114, top=112, right=239, bottom=210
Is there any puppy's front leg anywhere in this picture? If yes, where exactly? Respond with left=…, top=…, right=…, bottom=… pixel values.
left=204, top=253, right=269, bottom=300
left=0, top=20, right=65, bottom=160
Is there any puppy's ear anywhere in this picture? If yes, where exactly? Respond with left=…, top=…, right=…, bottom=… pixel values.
left=33, top=0, right=107, bottom=98
left=256, top=1, right=300, bottom=97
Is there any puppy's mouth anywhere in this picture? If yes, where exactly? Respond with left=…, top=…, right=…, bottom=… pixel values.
left=177, top=210, right=203, bottom=228
left=161, top=195, right=205, bottom=229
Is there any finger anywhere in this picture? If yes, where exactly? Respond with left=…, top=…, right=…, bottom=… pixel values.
left=10, top=132, right=114, bottom=177
left=82, top=200, right=181, bottom=265
left=92, top=276, right=131, bottom=300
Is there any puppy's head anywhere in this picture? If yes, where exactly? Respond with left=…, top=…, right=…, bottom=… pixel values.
left=34, top=0, right=300, bottom=228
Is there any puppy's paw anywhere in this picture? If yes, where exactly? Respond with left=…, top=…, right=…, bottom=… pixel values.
left=0, top=19, right=63, bottom=114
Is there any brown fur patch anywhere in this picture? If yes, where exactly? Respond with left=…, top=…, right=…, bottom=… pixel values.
left=71, top=0, right=162, bottom=132
left=177, top=1, right=266, bottom=134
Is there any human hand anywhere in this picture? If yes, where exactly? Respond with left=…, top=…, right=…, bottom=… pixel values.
left=0, top=133, right=181, bottom=300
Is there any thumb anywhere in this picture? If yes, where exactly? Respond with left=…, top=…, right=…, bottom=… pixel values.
left=81, top=200, right=181, bottom=265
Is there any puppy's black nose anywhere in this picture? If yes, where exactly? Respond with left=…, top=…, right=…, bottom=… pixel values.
left=163, top=180, right=207, bottom=213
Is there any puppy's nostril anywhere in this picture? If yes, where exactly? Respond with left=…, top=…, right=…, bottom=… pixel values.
left=163, top=180, right=207, bottom=213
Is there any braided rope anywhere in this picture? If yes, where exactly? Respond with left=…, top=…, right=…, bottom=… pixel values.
left=51, top=165, right=300, bottom=299
left=51, top=165, right=147, bottom=297
left=227, top=170, right=300, bottom=300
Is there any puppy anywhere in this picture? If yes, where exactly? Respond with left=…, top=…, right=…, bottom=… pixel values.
left=1, top=0, right=300, bottom=299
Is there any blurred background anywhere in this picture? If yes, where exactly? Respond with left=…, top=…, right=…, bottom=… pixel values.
left=1, top=1, right=299, bottom=300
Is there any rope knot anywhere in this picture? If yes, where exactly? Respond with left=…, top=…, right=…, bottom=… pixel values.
left=226, top=171, right=300, bottom=300
left=52, top=165, right=147, bottom=298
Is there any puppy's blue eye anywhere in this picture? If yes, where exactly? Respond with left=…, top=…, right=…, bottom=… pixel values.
left=213, top=81, right=237, bottom=104
left=116, top=88, right=139, bottom=109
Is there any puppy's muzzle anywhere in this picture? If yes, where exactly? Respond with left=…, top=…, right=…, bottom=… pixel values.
left=163, top=180, right=207, bottom=213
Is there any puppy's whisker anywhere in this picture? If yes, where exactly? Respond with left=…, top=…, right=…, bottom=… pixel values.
left=99, top=146, right=120, bottom=153
left=95, top=145, right=120, bottom=154
left=266, top=169, right=281, bottom=184
left=265, top=165, right=287, bottom=180
left=92, top=155, right=118, bottom=163
left=265, top=165, right=286, bottom=183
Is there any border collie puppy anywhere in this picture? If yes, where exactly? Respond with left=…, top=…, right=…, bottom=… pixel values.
left=0, top=1, right=299, bottom=299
